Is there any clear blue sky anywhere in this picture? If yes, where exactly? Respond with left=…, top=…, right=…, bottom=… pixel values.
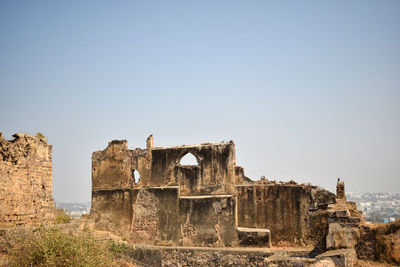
left=1, top=1, right=399, bottom=202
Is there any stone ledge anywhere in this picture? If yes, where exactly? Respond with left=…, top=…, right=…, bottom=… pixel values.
left=237, top=227, right=270, bottom=233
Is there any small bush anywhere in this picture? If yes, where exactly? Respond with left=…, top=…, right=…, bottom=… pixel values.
left=11, top=225, right=116, bottom=267
left=54, top=208, right=71, bottom=224
left=81, top=213, right=91, bottom=219
left=106, top=239, right=128, bottom=254
left=36, top=132, right=45, bottom=139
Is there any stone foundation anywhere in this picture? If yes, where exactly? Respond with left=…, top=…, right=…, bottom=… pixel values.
left=126, top=245, right=356, bottom=267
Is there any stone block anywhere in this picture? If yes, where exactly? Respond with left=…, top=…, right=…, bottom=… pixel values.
left=237, top=227, right=271, bottom=247
left=316, top=249, right=357, bottom=267
left=326, top=223, right=359, bottom=250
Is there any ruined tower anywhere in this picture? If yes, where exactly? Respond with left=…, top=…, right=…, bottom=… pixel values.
left=0, top=133, right=54, bottom=226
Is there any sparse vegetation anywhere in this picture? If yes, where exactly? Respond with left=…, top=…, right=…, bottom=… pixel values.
left=10, top=225, right=131, bottom=267
left=36, top=132, right=45, bottom=139
left=81, top=213, right=91, bottom=219
left=54, top=208, right=71, bottom=224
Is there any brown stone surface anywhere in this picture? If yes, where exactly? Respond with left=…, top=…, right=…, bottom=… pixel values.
left=326, top=223, right=360, bottom=250
left=131, top=187, right=181, bottom=246
left=237, top=227, right=272, bottom=247
left=355, top=259, right=399, bottom=267
left=236, top=183, right=336, bottom=246
left=357, top=219, right=400, bottom=265
left=0, top=133, right=53, bottom=226
left=316, top=249, right=357, bottom=267
left=91, top=188, right=133, bottom=238
left=126, top=246, right=358, bottom=267
left=310, top=259, right=336, bottom=267
left=179, top=195, right=237, bottom=247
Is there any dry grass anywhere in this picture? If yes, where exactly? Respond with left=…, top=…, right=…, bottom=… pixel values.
left=54, top=208, right=71, bottom=224
left=10, top=224, right=131, bottom=267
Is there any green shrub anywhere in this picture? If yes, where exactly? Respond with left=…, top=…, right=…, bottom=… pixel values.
left=54, top=208, right=71, bottom=224
left=11, top=225, right=116, bottom=267
left=106, top=239, right=128, bottom=255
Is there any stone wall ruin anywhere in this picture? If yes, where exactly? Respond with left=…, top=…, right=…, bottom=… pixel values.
left=91, top=136, right=359, bottom=249
left=0, top=133, right=54, bottom=226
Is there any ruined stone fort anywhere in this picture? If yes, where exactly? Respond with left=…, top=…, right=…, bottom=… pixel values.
left=91, top=136, right=363, bottom=250
left=1, top=133, right=399, bottom=266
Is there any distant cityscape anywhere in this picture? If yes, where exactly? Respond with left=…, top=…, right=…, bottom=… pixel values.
left=55, top=201, right=90, bottom=218
left=56, top=192, right=400, bottom=223
left=347, top=192, right=400, bottom=223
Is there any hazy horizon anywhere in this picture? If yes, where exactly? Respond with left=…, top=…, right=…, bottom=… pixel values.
left=1, top=1, right=399, bottom=202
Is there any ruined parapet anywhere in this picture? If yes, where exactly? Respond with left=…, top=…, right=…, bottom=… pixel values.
left=0, top=133, right=54, bottom=226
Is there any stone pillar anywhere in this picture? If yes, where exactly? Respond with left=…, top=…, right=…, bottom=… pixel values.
left=336, top=180, right=346, bottom=201
left=146, top=134, right=153, bottom=149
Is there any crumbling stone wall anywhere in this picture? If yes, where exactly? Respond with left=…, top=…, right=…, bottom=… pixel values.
left=91, top=136, right=339, bottom=248
left=356, top=219, right=400, bottom=264
left=0, top=133, right=53, bottom=226
left=91, top=136, right=400, bottom=265
left=236, top=183, right=336, bottom=246
left=150, top=142, right=236, bottom=195
left=130, top=187, right=181, bottom=246
left=92, top=138, right=239, bottom=246
left=179, top=195, right=237, bottom=247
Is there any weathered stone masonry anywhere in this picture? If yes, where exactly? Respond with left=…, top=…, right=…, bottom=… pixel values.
left=0, top=133, right=54, bottom=226
left=92, top=136, right=400, bottom=264
left=92, top=136, right=340, bottom=248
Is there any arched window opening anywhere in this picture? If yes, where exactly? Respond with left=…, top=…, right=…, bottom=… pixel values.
left=179, top=152, right=199, bottom=166
left=133, top=170, right=141, bottom=184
